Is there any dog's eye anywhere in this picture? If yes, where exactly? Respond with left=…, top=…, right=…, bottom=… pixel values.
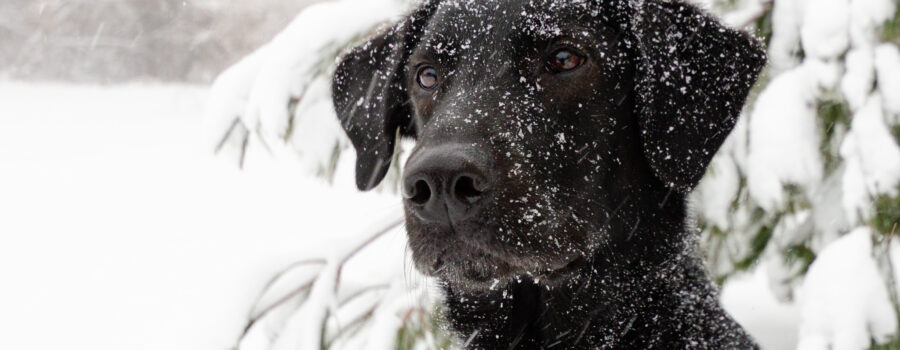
left=548, top=49, right=586, bottom=73
left=416, top=66, right=440, bottom=90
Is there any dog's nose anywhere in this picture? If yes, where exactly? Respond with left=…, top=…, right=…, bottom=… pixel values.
left=402, top=145, right=491, bottom=225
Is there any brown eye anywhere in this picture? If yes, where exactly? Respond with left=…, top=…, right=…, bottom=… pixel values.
left=548, top=49, right=585, bottom=72
left=417, top=66, right=439, bottom=90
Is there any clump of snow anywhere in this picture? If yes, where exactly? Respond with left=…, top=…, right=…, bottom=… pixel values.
left=721, top=0, right=769, bottom=29
left=768, top=0, right=804, bottom=72
left=764, top=210, right=813, bottom=301
left=875, top=44, right=900, bottom=122
left=808, top=172, right=850, bottom=250
left=693, top=153, right=741, bottom=229
left=204, top=48, right=264, bottom=165
left=746, top=63, right=823, bottom=212
left=796, top=227, right=897, bottom=350
left=841, top=48, right=875, bottom=112
left=842, top=0, right=896, bottom=111
left=849, top=0, right=897, bottom=48
left=841, top=94, right=900, bottom=223
left=286, top=76, right=349, bottom=175
left=800, top=0, right=849, bottom=61
left=204, top=0, right=409, bottom=171
left=767, top=0, right=893, bottom=74
left=720, top=264, right=800, bottom=350
left=692, top=122, right=746, bottom=231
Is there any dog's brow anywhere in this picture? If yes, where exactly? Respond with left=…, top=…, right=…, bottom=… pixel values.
left=412, top=34, right=461, bottom=66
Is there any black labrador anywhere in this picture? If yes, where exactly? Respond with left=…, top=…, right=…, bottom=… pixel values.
left=332, top=0, right=765, bottom=348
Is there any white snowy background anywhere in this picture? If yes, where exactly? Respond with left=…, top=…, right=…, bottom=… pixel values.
left=1, top=0, right=899, bottom=349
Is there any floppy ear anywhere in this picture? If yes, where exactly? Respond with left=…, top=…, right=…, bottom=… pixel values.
left=629, top=0, right=766, bottom=193
left=332, top=2, right=437, bottom=191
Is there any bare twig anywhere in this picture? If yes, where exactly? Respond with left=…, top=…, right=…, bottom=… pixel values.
left=240, top=278, right=317, bottom=339
left=326, top=305, right=379, bottom=345
left=236, top=215, right=404, bottom=347
left=884, top=225, right=899, bottom=318
left=214, top=118, right=243, bottom=155
left=337, top=284, right=391, bottom=308
left=237, top=258, right=327, bottom=342
left=334, top=217, right=406, bottom=292
left=326, top=284, right=400, bottom=345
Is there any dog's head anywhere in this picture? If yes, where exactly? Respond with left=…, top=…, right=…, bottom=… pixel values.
left=333, top=0, right=765, bottom=289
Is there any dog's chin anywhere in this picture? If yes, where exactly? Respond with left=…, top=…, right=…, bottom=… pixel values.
left=429, top=257, right=587, bottom=292
left=411, top=242, right=513, bottom=289
left=411, top=237, right=587, bottom=292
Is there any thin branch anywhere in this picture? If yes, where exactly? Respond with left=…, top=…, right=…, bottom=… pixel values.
left=239, top=278, right=317, bottom=340
left=884, top=226, right=899, bottom=318
left=325, top=304, right=379, bottom=345
left=337, top=284, right=391, bottom=309
left=237, top=259, right=327, bottom=342
left=252, top=258, right=328, bottom=313
left=334, top=217, right=406, bottom=293
left=214, top=118, right=242, bottom=155
left=235, top=215, right=404, bottom=347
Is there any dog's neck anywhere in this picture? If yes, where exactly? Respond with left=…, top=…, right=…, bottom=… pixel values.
left=440, top=191, right=757, bottom=349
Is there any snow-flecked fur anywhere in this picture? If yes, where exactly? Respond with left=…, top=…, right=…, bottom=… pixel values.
left=333, top=0, right=765, bottom=348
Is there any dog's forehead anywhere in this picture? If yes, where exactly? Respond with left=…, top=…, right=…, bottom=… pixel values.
left=421, top=0, right=601, bottom=50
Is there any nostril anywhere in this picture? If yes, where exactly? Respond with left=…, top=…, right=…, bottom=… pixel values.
left=409, top=179, right=432, bottom=205
left=453, top=175, right=484, bottom=204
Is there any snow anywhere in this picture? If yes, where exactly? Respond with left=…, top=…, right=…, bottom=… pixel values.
left=764, top=210, right=813, bottom=301
left=875, top=44, right=900, bottom=122
left=767, top=0, right=892, bottom=70
left=841, top=48, right=876, bottom=112
left=746, top=63, right=823, bottom=212
left=800, top=0, right=850, bottom=61
left=768, top=0, right=805, bottom=72
left=0, top=80, right=818, bottom=350
left=720, top=264, right=800, bottom=350
left=849, top=0, right=897, bottom=48
left=843, top=0, right=896, bottom=111
left=800, top=0, right=850, bottom=60
left=0, top=82, right=409, bottom=350
left=269, top=258, right=340, bottom=350
left=677, top=0, right=900, bottom=347
left=693, top=153, right=740, bottom=229
left=796, top=227, right=897, bottom=350
left=5, top=0, right=900, bottom=347
left=721, top=0, right=769, bottom=29
left=743, top=0, right=899, bottom=217
left=204, top=0, right=409, bottom=170
left=841, top=93, right=900, bottom=223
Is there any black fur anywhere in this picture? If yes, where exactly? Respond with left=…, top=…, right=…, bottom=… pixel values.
left=333, top=0, right=766, bottom=348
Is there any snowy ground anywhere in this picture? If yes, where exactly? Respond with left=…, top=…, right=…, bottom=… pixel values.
left=0, top=82, right=412, bottom=350
left=0, top=83, right=795, bottom=350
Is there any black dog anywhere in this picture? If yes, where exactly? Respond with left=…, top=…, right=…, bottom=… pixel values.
left=332, top=0, right=765, bottom=348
